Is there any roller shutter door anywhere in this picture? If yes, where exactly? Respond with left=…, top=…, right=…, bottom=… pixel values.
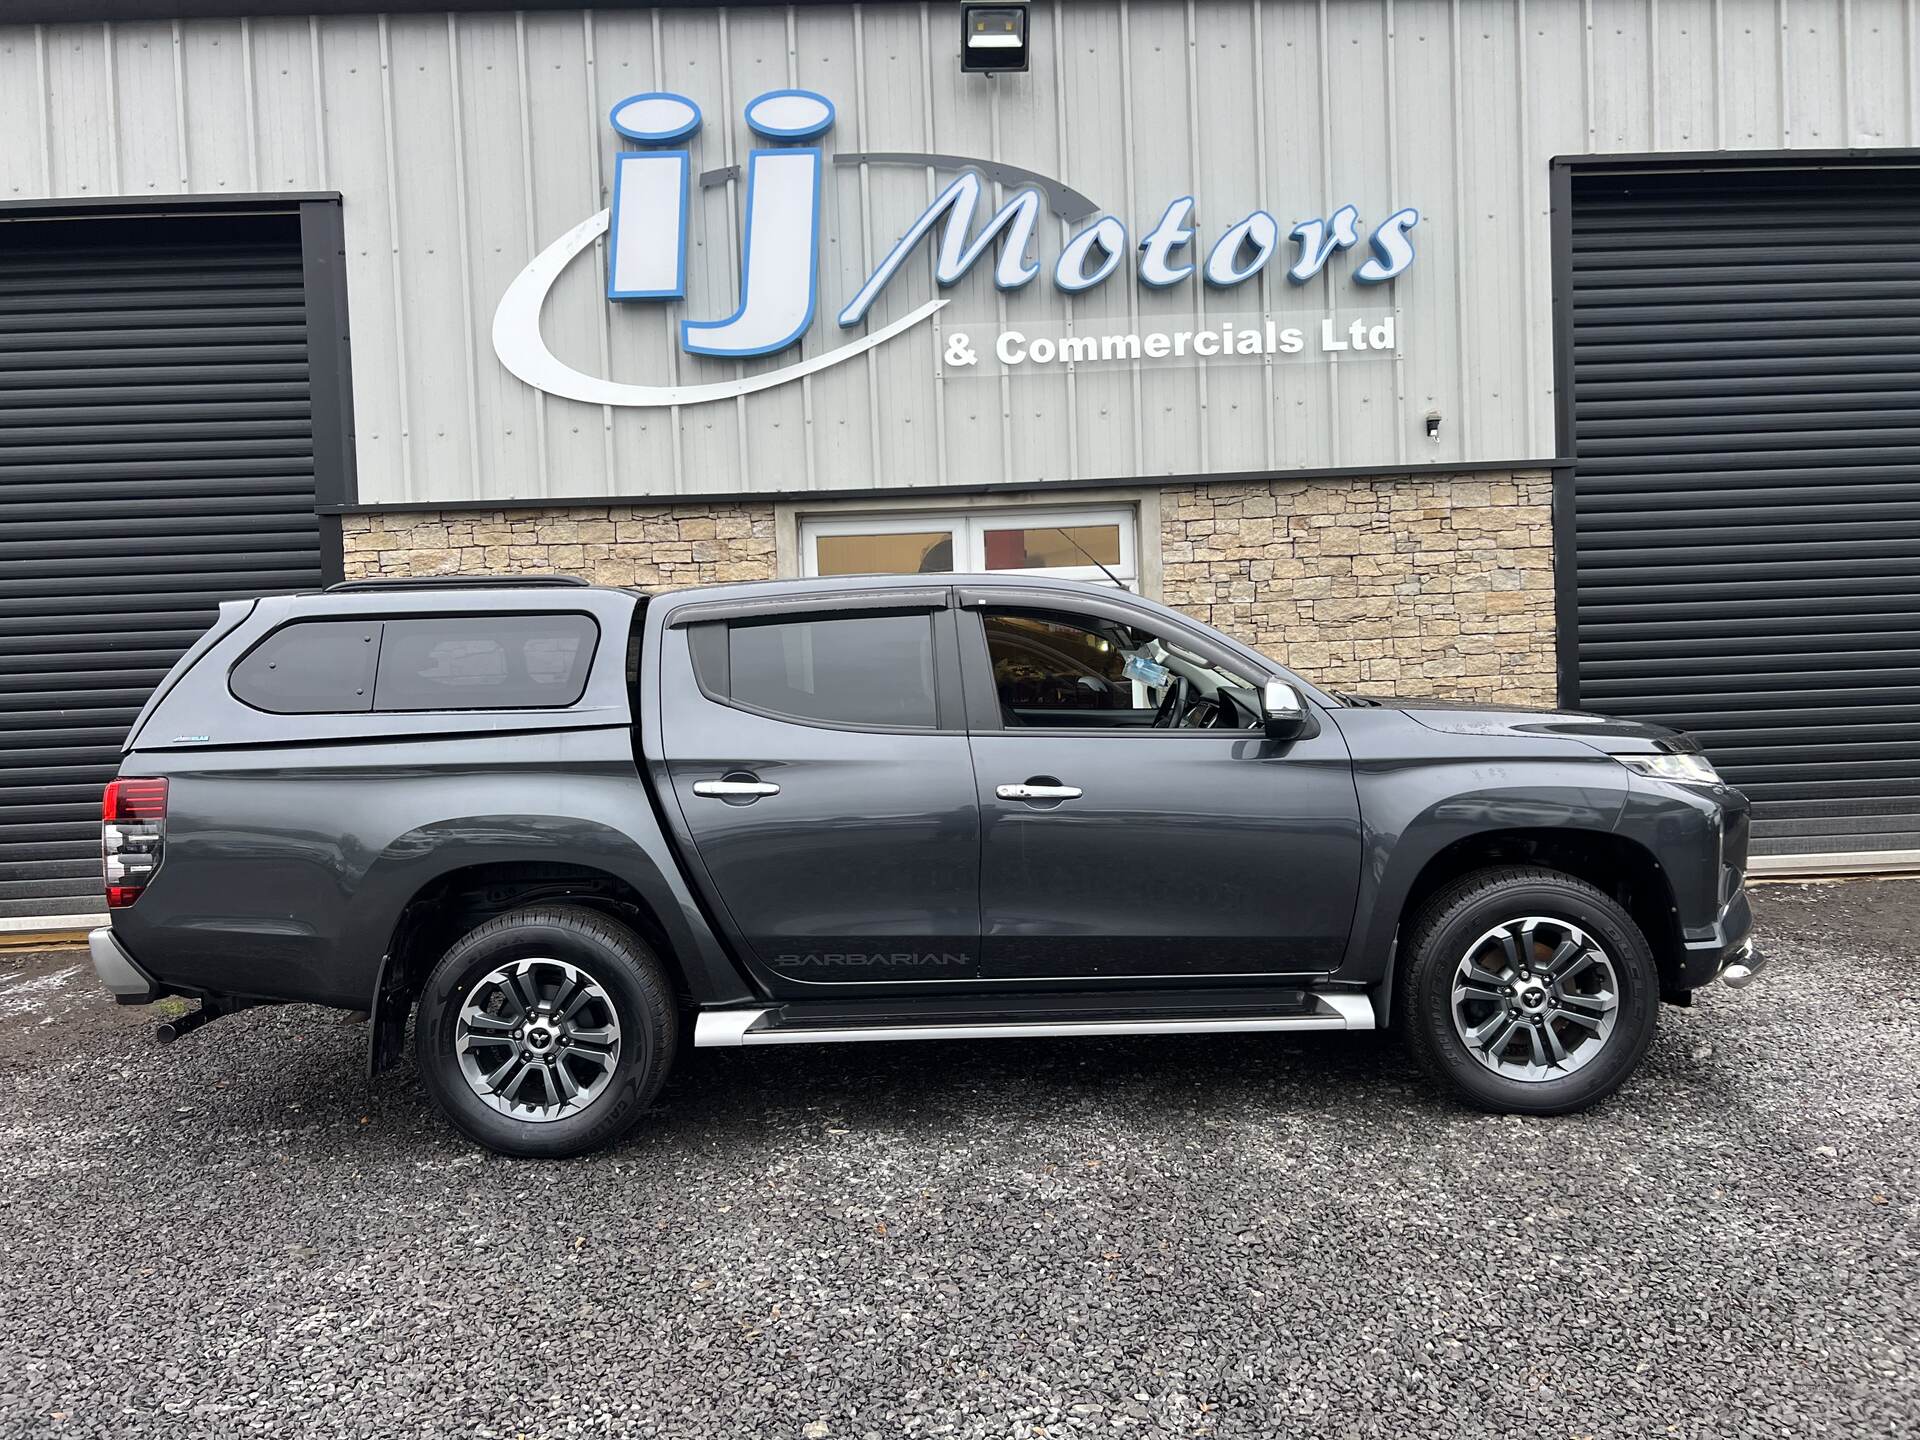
left=1565, top=161, right=1920, bottom=861
left=0, top=210, right=328, bottom=925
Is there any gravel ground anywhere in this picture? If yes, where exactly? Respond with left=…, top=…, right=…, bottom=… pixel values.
left=0, top=881, right=1915, bottom=1439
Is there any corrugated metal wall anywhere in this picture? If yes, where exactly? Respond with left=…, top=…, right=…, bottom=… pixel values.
left=1, top=0, right=1915, bottom=504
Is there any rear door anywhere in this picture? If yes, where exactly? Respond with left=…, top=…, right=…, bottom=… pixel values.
left=654, top=590, right=981, bottom=991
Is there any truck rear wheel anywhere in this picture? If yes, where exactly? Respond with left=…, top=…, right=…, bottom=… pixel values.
left=415, top=904, right=677, bottom=1158
left=1397, top=866, right=1659, bottom=1115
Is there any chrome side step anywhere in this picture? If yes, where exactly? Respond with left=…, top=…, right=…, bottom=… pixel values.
left=694, top=993, right=1375, bottom=1048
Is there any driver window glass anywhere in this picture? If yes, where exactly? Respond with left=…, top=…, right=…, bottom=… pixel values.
left=981, top=608, right=1256, bottom=730
left=984, top=612, right=1136, bottom=714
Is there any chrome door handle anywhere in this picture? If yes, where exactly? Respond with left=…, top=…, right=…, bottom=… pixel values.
left=997, top=783, right=1083, bottom=801
left=693, top=779, right=781, bottom=798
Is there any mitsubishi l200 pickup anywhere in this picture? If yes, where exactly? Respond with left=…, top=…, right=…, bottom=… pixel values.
left=90, top=573, right=1759, bottom=1156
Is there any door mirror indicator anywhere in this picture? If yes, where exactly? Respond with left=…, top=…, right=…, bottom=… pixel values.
left=1263, top=680, right=1308, bottom=741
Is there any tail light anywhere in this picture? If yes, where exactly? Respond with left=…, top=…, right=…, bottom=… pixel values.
left=103, top=777, right=167, bottom=908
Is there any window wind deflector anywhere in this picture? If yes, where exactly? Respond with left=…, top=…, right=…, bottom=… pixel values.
left=665, top=587, right=950, bottom=628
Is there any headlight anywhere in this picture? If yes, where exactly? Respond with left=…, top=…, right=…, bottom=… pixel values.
left=1617, top=751, right=1722, bottom=786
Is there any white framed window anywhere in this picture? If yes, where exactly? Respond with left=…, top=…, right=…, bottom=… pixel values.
left=799, top=506, right=1138, bottom=588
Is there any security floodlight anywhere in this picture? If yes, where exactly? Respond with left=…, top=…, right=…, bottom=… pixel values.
left=961, top=3, right=1029, bottom=73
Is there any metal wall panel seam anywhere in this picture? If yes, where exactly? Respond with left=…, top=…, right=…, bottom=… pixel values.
left=1251, top=0, right=1275, bottom=470
left=1386, top=0, right=1407, bottom=466
left=918, top=1, right=949, bottom=488
left=1712, top=0, right=1725, bottom=148
left=446, top=13, right=484, bottom=493
left=648, top=5, right=684, bottom=491
left=1119, top=0, right=1145, bottom=475
left=241, top=17, right=259, bottom=189
left=513, top=11, right=552, bottom=496
left=1648, top=0, right=1660, bottom=149
left=101, top=23, right=121, bottom=194
left=990, top=63, right=1015, bottom=486
left=1448, top=0, right=1468, bottom=458
left=1582, top=0, right=1596, bottom=148
left=852, top=4, right=884, bottom=488
left=1840, top=0, right=1853, bottom=141
left=1051, top=0, right=1081, bottom=480
left=376, top=14, right=415, bottom=499
left=786, top=4, right=819, bottom=491
left=1515, top=0, right=1538, bottom=458
left=1777, top=0, right=1790, bottom=143
left=172, top=21, right=190, bottom=188
left=1183, top=0, right=1210, bottom=476
left=716, top=8, right=752, bottom=491
left=1835, top=0, right=1850, bottom=141
left=582, top=11, right=616, bottom=494
left=1316, top=0, right=1339, bottom=468
left=34, top=26, right=50, bottom=196
left=308, top=15, right=328, bottom=186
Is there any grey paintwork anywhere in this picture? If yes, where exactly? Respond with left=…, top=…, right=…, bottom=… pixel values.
left=106, top=572, right=1750, bottom=1028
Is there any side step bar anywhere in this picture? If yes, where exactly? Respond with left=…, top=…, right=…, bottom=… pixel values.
left=695, top=993, right=1375, bottom=1047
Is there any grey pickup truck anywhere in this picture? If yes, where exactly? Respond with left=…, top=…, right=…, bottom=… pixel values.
left=91, top=573, right=1759, bottom=1157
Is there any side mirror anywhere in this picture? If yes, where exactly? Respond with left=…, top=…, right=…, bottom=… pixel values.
left=1263, top=679, right=1308, bottom=741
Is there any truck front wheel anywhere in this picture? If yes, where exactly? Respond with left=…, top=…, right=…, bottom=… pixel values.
left=1397, top=866, right=1660, bottom=1115
left=415, top=904, right=677, bottom=1158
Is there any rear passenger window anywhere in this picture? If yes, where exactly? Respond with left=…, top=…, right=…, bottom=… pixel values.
left=373, top=614, right=599, bottom=711
left=230, top=620, right=380, bottom=714
left=728, top=613, right=936, bottom=728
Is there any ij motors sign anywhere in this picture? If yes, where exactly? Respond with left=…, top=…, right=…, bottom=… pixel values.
left=492, top=89, right=1419, bottom=409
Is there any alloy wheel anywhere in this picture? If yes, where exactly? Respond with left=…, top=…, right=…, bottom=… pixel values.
left=454, top=957, right=622, bottom=1121
left=1449, top=916, right=1620, bottom=1082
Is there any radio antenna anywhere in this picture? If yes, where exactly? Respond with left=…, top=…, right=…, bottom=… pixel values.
left=1051, top=527, right=1130, bottom=591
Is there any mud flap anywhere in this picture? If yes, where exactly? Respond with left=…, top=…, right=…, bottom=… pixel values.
left=367, top=955, right=412, bottom=1076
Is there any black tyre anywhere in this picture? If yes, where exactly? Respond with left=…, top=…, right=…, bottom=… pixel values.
left=1397, top=866, right=1659, bottom=1115
left=415, top=904, right=677, bottom=1158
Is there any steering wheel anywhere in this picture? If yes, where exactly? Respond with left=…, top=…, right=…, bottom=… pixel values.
left=1151, top=674, right=1192, bottom=729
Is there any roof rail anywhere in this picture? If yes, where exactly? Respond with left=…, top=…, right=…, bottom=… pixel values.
left=324, top=574, right=592, bottom=593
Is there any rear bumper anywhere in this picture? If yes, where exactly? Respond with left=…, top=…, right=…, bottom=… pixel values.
left=88, top=926, right=160, bottom=1005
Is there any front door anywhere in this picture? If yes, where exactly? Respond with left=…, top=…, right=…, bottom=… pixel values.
left=959, top=599, right=1362, bottom=982
left=656, top=596, right=980, bottom=990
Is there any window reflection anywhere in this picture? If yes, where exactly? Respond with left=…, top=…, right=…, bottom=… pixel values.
left=814, top=531, right=955, bottom=576
left=983, top=524, right=1121, bottom=570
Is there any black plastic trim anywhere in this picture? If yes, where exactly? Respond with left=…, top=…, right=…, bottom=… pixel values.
left=663, top=587, right=950, bottom=627
left=299, top=198, right=357, bottom=514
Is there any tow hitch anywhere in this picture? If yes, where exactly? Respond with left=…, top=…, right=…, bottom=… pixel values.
left=155, top=998, right=252, bottom=1045
left=1720, top=945, right=1766, bottom=990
